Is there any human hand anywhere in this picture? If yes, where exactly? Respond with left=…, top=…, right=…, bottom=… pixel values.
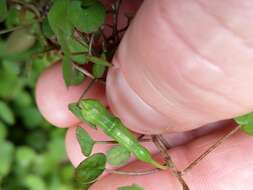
left=36, top=0, right=253, bottom=189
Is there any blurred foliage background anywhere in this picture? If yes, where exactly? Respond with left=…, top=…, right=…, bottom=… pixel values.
left=0, top=0, right=129, bottom=188
left=0, top=0, right=76, bottom=189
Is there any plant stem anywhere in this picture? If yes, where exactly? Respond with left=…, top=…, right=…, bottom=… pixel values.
left=107, top=168, right=159, bottom=176
left=181, top=125, right=241, bottom=175
left=0, top=25, right=26, bottom=35
left=10, top=0, right=41, bottom=19
left=152, top=135, right=190, bottom=190
left=72, top=63, right=95, bottom=79
left=72, top=63, right=106, bottom=85
left=96, top=138, right=152, bottom=145
left=88, top=33, right=95, bottom=56
left=78, top=79, right=96, bottom=102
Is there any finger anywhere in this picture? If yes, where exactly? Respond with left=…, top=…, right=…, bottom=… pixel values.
left=90, top=127, right=253, bottom=190
left=35, top=62, right=106, bottom=128
left=106, top=0, right=253, bottom=134
left=65, top=124, right=112, bottom=167
left=65, top=119, right=234, bottom=167
left=35, top=0, right=142, bottom=128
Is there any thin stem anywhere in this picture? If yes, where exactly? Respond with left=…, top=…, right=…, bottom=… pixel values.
left=182, top=125, right=241, bottom=175
left=88, top=33, right=95, bottom=56
left=107, top=168, right=159, bottom=176
left=73, top=63, right=106, bottom=85
left=10, top=0, right=41, bottom=19
left=152, top=135, right=190, bottom=190
left=73, top=63, right=95, bottom=79
left=78, top=79, right=96, bottom=102
left=73, top=31, right=89, bottom=48
left=74, top=66, right=106, bottom=85
left=114, top=0, right=122, bottom=41
left=0, top=25, right=27, bottom=35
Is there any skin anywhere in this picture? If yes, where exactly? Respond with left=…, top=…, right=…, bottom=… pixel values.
left=35, top=0, right=253, bottom=189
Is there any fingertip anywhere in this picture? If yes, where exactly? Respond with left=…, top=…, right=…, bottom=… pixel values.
left=35, top=62, right=106, bottom=128
left=65, top=123, right=112, bottom=167
left=65, top=126, right=85, bottom=167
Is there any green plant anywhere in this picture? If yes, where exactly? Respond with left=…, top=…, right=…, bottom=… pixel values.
left=1, top=1, right=253, bottom=190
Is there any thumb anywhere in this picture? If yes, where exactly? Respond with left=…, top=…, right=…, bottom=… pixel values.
left=106, top=0, right=253, bottom=134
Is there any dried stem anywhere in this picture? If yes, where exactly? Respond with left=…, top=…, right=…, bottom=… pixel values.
left=0, top=25, right=28, bottom=35
left=88, top=33, right=95, bottom=56
left=73, top=63, right=94, bottom=79
left=107, top=168, right=159, bottom=176
left=73, top=63, right=106, bottom=85
left=78, top=79, right=96, bottom=102
left=182, top=125, right=241, bottom=175
left=10, top=0, right=41, bottom=19
left=111, top=0, right=122, bottom=42
left=152, top=135, right=190, bottom=190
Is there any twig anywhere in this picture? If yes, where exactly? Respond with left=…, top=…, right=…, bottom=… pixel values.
left=88, top=33, right=95, bottom=56
left=152, top=135, right=190, bottom=190
left=73, top=63, right=106, bottom=85
left=78, top=79, right=96, bottom=102
left=107, top=168, right=159, bottom=176
left=0, top=25, right=28, bottom=35
left=10, top=0, right=41, bottom=19
left=111, top=0, right=122, bottom=42
left=73, top=63, right=95, bottom=79
left=182, top=125, right=241, bottom=175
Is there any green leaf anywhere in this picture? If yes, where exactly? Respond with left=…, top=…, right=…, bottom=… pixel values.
left=0, top=122, right=7, bottom=141
left=0, top=0, right=8, bottom=22
left=48, top=0, right=72, bottom=38
left=68, top=0, right=106, bottom=33
left=68, top=37, right=88, bottom=64
left=5, top=28, right=36, bottom=54
left=20, top=107, right=44, bottom=128
left=14, top=90, right=32, bottom=108
left=24, top=175, right=47, bottom=190
left=92, top=53, right=106, bottom=78
left=92, top=63, right=106, bottom=78
left=48, top=0, right=82, bottom=86
left=16, top=146, right=36, bottom=169
left=0, top=61, right=22, bottom=99
left=48, top=135, right=67, bottom=161
left=76, top=127, right=95, bottom=156
left=5, top=7, right=20, bottom=28
left=41, top=18, right=54, bottom=38
left=0, top=100, right=15, bottom=125
left=106, top=145, right=131, bottom=166
left=87, top=55, right=111, bottom=66
left=118, top=184, right=145, bottom=190
left=81, top=0, right=99, bottom=7
left=235, top=112, right=253, bottom=135
left=68, top=103, right=96, bottom=129
left=63, top=56, right=85, bottom=86
left=75, top=153, right=106, bottom=189
left=0, top=141, right=14, bottom=179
